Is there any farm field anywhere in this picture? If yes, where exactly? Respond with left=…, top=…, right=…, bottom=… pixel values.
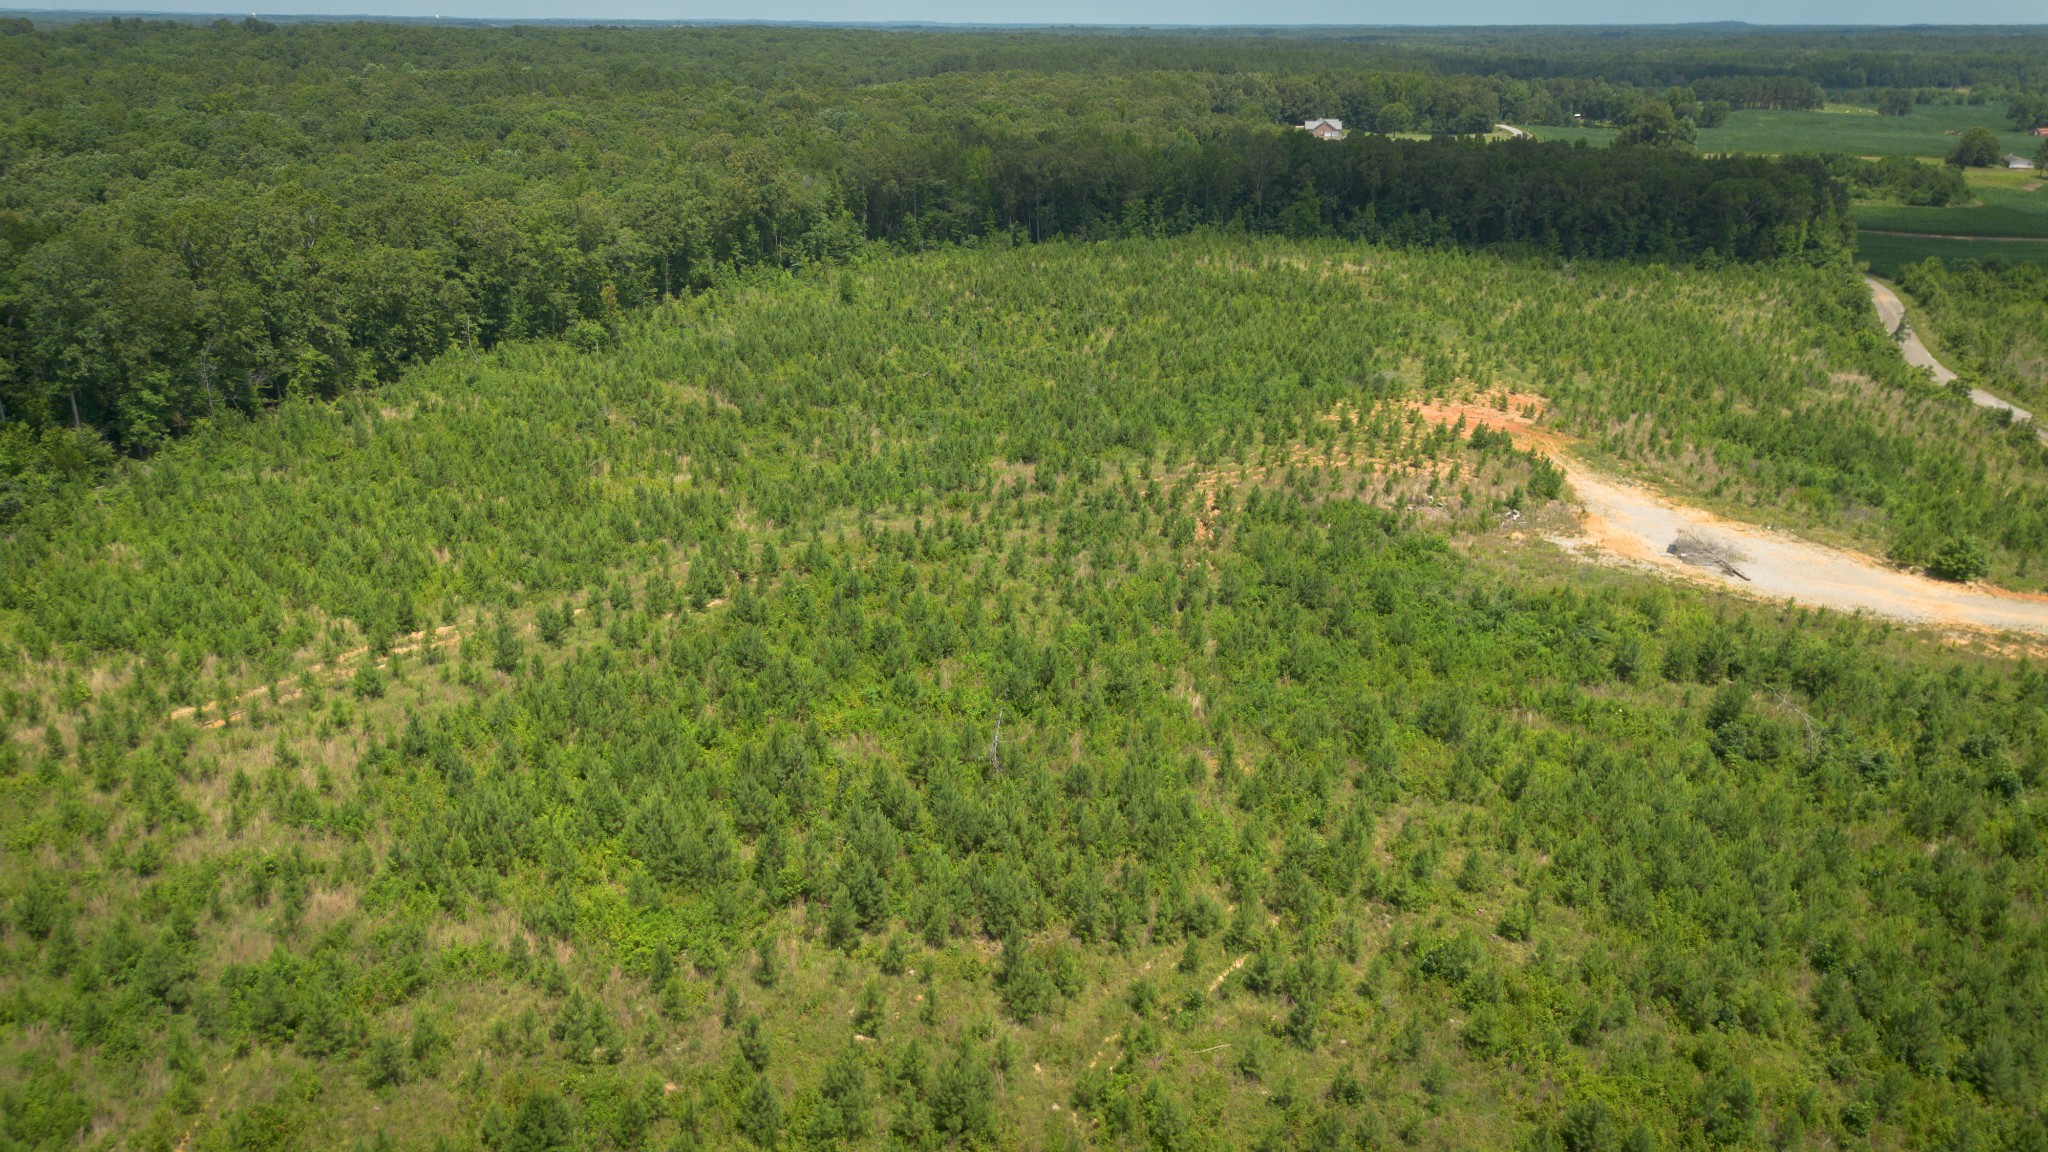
left=1697, top=104, right=2038, bottom=159
left=1525, top=118, right=2048, bottom=270
left=1859, top=231, right=2048, bottom=276
left=1852, top=171, right=2048, bottom=240
left=1530, top=104, right=2040, bottom=159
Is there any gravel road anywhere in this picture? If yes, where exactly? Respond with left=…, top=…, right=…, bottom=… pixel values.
left=1420, top=398, right=2048, bottom=637
left=1866, top=275, right=2038, bottom=427
left=1558, top=465, right=2048, bottom=635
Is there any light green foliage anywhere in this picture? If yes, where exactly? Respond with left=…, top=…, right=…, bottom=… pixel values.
left=1894, top=258, right=2048, bottom=413
left=0, top=238, right=2043, bottom=1152
left=1930, top=537, right=1991, bottom=583
left=11, top=238, right=2048, bottom=693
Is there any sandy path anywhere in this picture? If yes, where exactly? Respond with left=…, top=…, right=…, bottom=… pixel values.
left=1557, top=465, right=2048, bottom=635
left=1419, top=397, right=2048, bottom=637
left=1866, top=275, right=2038, bottom=427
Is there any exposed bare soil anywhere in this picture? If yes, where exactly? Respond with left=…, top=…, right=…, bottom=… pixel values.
left=1411, top=395, right=2048, bottom=638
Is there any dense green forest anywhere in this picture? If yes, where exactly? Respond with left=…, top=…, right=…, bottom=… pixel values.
left=1, top=238, right=2045, bottom=1152
left=2, top=17, right=2024, bottom=485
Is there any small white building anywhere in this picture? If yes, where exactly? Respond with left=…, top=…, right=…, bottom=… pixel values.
left=1301, top=118, right=1345, bottom=141
left=2004, top=153, right=2038, bottom=170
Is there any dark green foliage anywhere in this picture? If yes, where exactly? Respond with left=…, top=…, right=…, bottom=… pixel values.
left=1616, top=102, right=1697, bottom=150
left=1947, top=126, right=2004, bottom=168
left=737, top=1014, right=771, bottom=1074
left=551, top=989, right=624, bottom=1066
left=364, top=1034, right=406, bottom=1090
left=410, top=1013, right=449, bottom=1079
left=931, top=1044, right=998, bottom=1145
left=879, top=932, right=910, bottom=976
left=815, top=1048, right=872, bottom=1143
left=484, top=1090, right=578, bottom=1152
left=491, top=616, right=525, bottom=676
left=1690, top=75, right=1825, bottom=111
left=0, top=1052, right=91, bottom=1150
left=853, top=979, right=885, bottom=1038
left=1929, top=536, right=1991, bottom=582
left=1827, top=154, right=1970, bottom=206
left=1696, top=1067, right=1759, bottom=1146
left=0, top=19, right=1887, bottom=527
left=739, top=1076, right=781, bottom=1149
left=1559, top=1099, right=1617, bottom=1152
left=996, top=932, right=1059, bottom=1022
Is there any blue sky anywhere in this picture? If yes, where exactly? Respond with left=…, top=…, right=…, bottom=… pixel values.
left=3, top=0, right=2041, bottom=23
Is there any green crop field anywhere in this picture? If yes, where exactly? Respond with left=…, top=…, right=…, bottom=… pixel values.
left=1858, top=230, right=2048, bottom=276
left=1852, top=171, right=2048, bottom=272
left=1698, top=105, right=2038, bottom=159
left=1854, top=193, right=2048, bottom=240
left=1529, top=105, right=2038, bottom=160
left=1521, top=118, right=2048, bottom=270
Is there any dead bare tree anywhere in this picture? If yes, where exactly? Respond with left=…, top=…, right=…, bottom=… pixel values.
left=1668, top=531, right=1751, bottom=581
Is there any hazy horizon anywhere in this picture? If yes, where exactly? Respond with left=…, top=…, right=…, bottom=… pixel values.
left=3, top=3, right=2043, bottom=27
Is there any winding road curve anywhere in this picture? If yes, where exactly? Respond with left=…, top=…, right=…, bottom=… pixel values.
left=1865, top=275, right=2039, bottom=429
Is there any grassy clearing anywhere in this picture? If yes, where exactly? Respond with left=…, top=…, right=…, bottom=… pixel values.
left=1532, top=104, right=2038, bottom=159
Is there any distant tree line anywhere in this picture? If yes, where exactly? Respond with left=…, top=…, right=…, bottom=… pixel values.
left=1823, top=154, right=1970, bottom=206
left=856, top=131, right=1848, bottom=261
left=0, top=20, right=1859, bottom=494
left=1689, top=75, right=1826, bottom=112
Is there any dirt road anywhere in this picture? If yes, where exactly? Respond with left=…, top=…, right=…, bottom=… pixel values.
left=1866, top=275, right=2037, bottom=427
left=1419, top=397, right=2048, bottom=637
left=1557, top=465, right=2048, bottom=636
